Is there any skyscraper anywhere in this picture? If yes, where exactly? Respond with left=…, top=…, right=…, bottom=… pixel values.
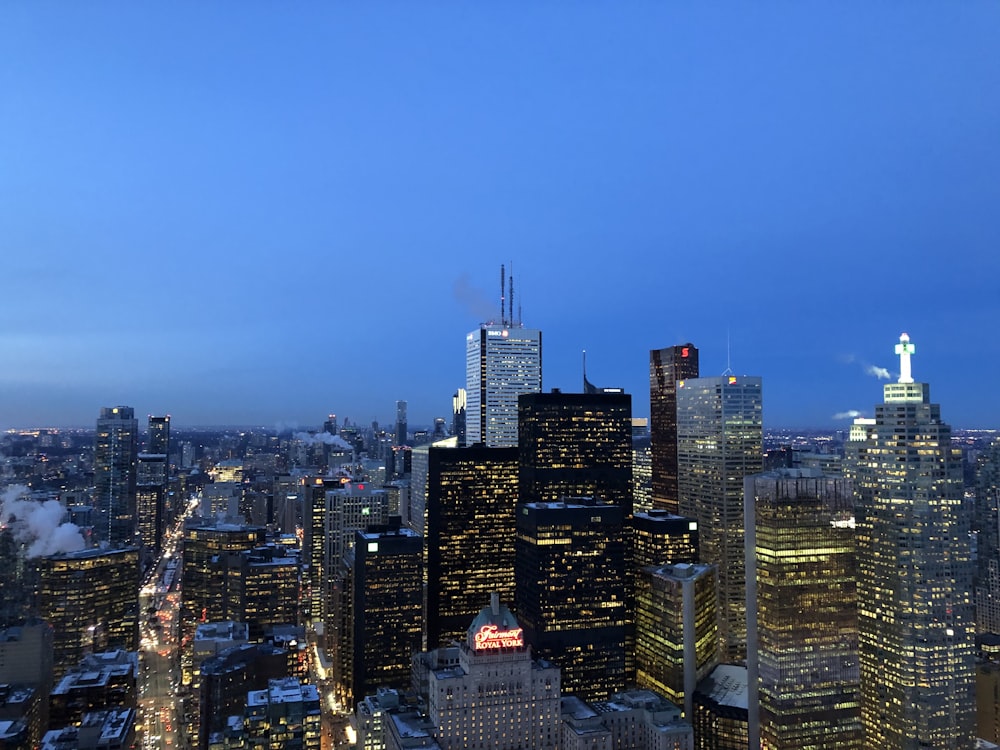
left=650, top=343, right=699, bottom=514
left=677, top=375, right=762, bottom=661
left=514, top=498, right=627, bottom=701
left=36, top=547, right=140, bottom=678
left=745, top=470, right=860, bottom=750
left=423, top=444, right=519, bottom=648
left=976, top=439, right=1000, bottom=637
left=395, top=400, right=407, bottom=446
left=93, top=406, right=139, bottom=547
left=517, top=390, right=633, bottom=514
left=465, top=324, right=542, bottom=447
left=855, top=334, right=975, bottom=748
left=147, top=414, right=170, bottom=455
left=348, top=522, right=423, bottom=707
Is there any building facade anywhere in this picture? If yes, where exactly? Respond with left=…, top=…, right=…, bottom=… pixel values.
left=676, top=375, right=762, bottom=661
left=465, top=324, right=542, bottom=448
left=515, top=499, right=627, bottom=701
left=745, top=471, right=860, bottom=750
left=423, top=444, right=519, bottom=648
left=854, top=334, right=975, bottom=748
left=649, top=344, right=699, bottom=514
left=93, top=406, right=138, bottom=547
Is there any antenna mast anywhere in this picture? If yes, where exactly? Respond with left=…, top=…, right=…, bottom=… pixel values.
left=500, top=264, right=506, bottom=327
left=509, top=273, right=514, bottom=328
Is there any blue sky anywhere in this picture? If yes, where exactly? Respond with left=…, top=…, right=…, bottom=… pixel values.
left=2, top=3, right=999, bottom=430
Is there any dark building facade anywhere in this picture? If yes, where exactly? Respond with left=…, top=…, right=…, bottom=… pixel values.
left=93, top=406, right=139, bottom=547
left=424, top=444, right=519, bottom=648
left=649, top=344, right=699, bottom=514
left=514, top=499, right=626, bottom=702
left=517, top=390, right=633, bottom=515
left=349, top=523, right=422, bottom=708
left=35, top=548, right=139, bottom=678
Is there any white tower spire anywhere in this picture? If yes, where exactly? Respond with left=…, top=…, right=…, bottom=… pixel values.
left=895, top=332, right=916, bottom=383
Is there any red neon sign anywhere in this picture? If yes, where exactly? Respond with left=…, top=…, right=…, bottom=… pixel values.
left=474, top=624, right=524, bottom=650
left=681, top=347, right=689, bottom=358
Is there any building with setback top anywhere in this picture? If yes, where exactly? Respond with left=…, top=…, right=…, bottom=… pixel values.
left=649, top=344, right=699, bottom=514
left=854, top=334, right=975, bottom=748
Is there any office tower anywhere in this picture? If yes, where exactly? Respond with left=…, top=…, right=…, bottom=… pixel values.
left=515, top=498, right=626, bottom=701
left=304, top=477, right=338, bottom=626
left=136, top=449, right=167, bottom=558
left=93, top=406, right=138, bottom=546
left=422, top=595, right=562, bottom=750
left=692, top=664, right=749, bottom=750
left=650, top=343, right=699, bottom=513
left=977, top=439, right=1000, bottom=637
left=242, top=545, right=301, bottom=641
left=677, top=375, right=762, bottom=661
left=35, top=547, right=139, bottom=678
left=632, top=509, right=699, bottom=569
left=348, top=522, right=423, bottom=707
left=0, top=621, right=54, bottom=690
left=745, top=471, right=860, bottom=750
left=395, top=400, right=407, bottom=446
left=632, top=433, right=653, bottom=513
left=635, top=562, right=718, bottom=717
left=424, top=444, right=519, bottom=647
left=198, top=643, right=290, bottom=750
left=452, top=388, right=467, bottom=446
left=322, top=482, right=390, bottom=669
left=465, top=324, right=542, bottom=448
left=854, top=334, right=975, bottom=748
left=180, top=524, right=265, bottom=643
left=148, top=415, right=170, bottom=455
left=518, top=390, right=633, bottom=514
left=242, top=678, right=321, bottom=750
left=323, top=414, right=337, bottom=435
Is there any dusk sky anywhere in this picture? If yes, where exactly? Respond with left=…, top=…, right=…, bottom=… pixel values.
left=2, top=4, right=999, bottom=431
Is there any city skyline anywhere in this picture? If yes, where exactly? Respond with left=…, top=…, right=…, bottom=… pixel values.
left=3, top=4, right=999, bottom=430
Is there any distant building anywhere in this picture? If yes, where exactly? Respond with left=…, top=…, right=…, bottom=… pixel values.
left=93, top=407, right=138, bottom=547
left=465, top=324, right=542, bottom=448
left=451, top=389, right=466, bottom=447
left=976, top=440, right=1000, bottom=637
left=41, top=707, right=135, bottom=750
left=395, top=401, right=408, bottom=447
left=562, top=690, right=694, bottom=750
left=49, top=651, right=138, bottom=730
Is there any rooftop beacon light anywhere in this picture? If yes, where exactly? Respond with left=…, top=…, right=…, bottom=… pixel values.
left=895, top=332, right=916, bottom=384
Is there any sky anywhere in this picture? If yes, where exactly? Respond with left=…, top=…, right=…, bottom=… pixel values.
left=2, top=3, right=999, bottom=431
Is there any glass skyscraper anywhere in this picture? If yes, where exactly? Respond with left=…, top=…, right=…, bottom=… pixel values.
left=677, top=375, right=762, bottom=661
left=650, top=343, right=699, bottom=513
left=855, top=334, right=974, bottom=748
left=94, top=406, right=138, bottom=547
left=465, top=324, right=542, bottom=447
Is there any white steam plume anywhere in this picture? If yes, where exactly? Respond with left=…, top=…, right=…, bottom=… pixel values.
left=864, top=364, right=891, bottom=380
left=0, top=484, right=86, bottom=558
left=293, top=431, right=354, bottom=451
left=833, top=410, right=863, bottom=420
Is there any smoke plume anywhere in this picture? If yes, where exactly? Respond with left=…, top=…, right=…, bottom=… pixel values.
left=293, top=431, right=354, bottom=451
left=833, top=410, right=863, bottom=420
left=864, top=364, right=891, bottom=380
left=0, top=484, right=86, bottom=558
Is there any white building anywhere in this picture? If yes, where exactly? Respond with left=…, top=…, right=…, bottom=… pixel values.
left=465, top=324, right=542, bottom=447
left=424, top=595, right=560, bottom=750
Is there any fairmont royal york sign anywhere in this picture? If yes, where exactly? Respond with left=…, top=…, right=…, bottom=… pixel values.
left=473, top=624, right=524, bottom=650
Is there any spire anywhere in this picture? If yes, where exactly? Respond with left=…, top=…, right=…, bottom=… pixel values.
left=895, top=332, right=916, bottom=383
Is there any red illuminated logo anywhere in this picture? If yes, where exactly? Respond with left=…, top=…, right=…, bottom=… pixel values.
left=681, top=347, right=689, bottom=358
left=474, top=624, right=524, bottom=650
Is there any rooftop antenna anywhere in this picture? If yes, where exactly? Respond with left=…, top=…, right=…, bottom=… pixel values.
left=722, top=327, right=733, bottom=376
left=509, top=270, right=514, bottom=328
left=583, top=349, right=587, bottom=390
left=500, top=264, right=506, bottom=327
